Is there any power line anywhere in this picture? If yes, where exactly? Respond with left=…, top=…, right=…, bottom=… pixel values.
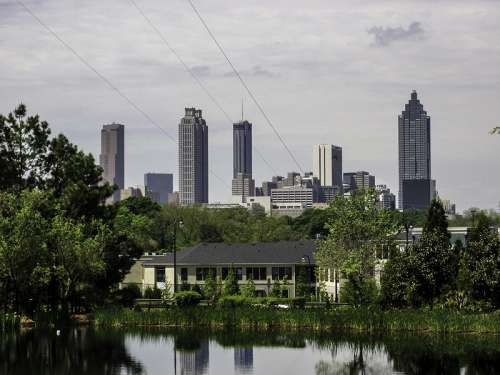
left=15, top=0, right=230, bottom=190
left=186, top=0, right=304, bottom=174
left=128, top=0, right=278, bottom=176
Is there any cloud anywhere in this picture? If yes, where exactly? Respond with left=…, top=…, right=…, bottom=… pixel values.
left=223, top=65, right=277, bottom=78
left=368, top=22, right=424, bottom=46
left=190, top=65, right=211, bottom=77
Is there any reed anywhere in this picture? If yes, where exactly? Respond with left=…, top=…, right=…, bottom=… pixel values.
left=94, top=307, right=500, bottom=334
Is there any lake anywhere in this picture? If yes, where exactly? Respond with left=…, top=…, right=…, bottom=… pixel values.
left=1, top=327, right=500, bottom=374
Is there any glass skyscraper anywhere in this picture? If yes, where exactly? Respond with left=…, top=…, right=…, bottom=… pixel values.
left=398, top=91, right=435, bottom=210
left=178, top=108, right=208, bottom=205
left=232, top=120, right=255, bottom=198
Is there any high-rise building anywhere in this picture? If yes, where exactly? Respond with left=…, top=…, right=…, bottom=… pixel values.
left=99, top=123, right=124, bottom=204
left=144, top=173, right=173, bottom=204
left=178, top=108, right=208, bottom=205
left=343, top=171, right=375, bottom=192
left=312, top=145, right=343, bottom=189
left=398, top=91, right=435, bottom=210
left=232, top=120, right=255, bottom=199
left=376, top=185, right=396, bottom=211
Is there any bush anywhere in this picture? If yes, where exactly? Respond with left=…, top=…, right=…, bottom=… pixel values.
left=144, top=287, right=162, bottom=299
left=115, top=284, right=142, bottom=307
left=339, top=274, right=378, bottom=307
left=288, top=297, right=306, bottom=309
left=218, top=295, right=252, bottom=308
left=173, top=291, right=202, bottom=307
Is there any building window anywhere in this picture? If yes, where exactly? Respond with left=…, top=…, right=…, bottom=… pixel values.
left=222, top=267, right=243, bottom=281
left=181, top=268, right=188, bottom=281
left=155, top=267, right=165, bottom=283
left=246, top=267, right=267, bottom=280
left=196, top=267, right=216, bottom=281
left=271, top=267, right=292, bottom=281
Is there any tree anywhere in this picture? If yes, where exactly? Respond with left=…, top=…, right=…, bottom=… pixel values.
left=203, top=270, right=218, bottom=302
left=339, top=273, right=378, bottom=307
left=223, top=268, right=240, bottom=296
left=316, top=190, right=397, bottom=305
left=295, top=267, right=309, bottom=298
left=0, top=104, right=51, bottom=191
left=490, top=127, right=500, bottom=134
left=241, top=277, right=256, bottom=298
left=270, top=278, right=282, bottom=298
left=462, top=214, right=500, bottom=307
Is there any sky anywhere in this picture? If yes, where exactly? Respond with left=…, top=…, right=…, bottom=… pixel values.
left=1, top=0, right=499, bottom=212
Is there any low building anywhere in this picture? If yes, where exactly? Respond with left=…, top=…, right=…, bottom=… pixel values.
left=120, top=186, right=143, bottom=201
left=271, top=202, right=307, bottom=218
left=129, top=241, right=318, bottom=298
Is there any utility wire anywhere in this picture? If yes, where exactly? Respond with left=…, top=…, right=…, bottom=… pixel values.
left=186, top=0, right=304, bottom=174
left=15, top=0, right=230, bottom=189
left=128, top=0, right=278, bottom=176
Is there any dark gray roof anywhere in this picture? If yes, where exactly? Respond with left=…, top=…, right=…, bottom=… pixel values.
left=142, top=240, right=317, bottom=266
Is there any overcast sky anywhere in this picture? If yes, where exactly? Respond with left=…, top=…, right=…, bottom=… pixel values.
left=1, top=0, right=499, bottom=211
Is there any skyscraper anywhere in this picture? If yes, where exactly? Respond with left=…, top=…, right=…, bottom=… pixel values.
left=343, top=171, right=375, bottom=192
left=179, top=108, right=208, bottom=205
left=144, top=173, right=173, bottom=204
left=99, top=123, right=124, bottom=204
left=232, top=120, right=255, bottom=199
left=398, top=91, right=435, bottom=210
left=312, top=144, right=343, bottom=189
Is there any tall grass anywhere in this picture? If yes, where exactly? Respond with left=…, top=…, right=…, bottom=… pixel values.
left=0, top=313, right=19, bottom=332
left=94, top=307, right=500, bottom=334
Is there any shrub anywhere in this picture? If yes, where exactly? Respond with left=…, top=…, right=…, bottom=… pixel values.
left=218, top=295, right=252, bottom=308
left=289, top=297, right=306, bottom=309
left=173, top=291, right=202, bottom=307
left=144, top=287, right=162, bottom=299
left=223, top=268, right=240, bottom=296
left=339, top=274, right=378, bottom=307
left=116, top=284, right=142, bottom=307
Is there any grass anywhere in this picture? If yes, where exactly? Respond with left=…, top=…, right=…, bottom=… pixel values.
left=94, top=306, right=500, bottom=334
left=0, top=312, right=20, bottom=332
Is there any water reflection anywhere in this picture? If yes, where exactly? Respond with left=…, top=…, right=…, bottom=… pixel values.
left=1, top=328, right=500, bottom=374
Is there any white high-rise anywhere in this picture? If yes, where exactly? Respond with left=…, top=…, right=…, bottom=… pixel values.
left=312, top=144, right=342, bottom=189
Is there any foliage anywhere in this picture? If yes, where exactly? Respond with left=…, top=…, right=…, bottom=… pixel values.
left=241, top=277, right=256, bottom=298
left=295, top=267, right=309, bottom=298
left=203, top=270, right=218, bottom=302
left=270, top=279, right=282, bottom=298
left=217, top=295, right=252, bottom=308
left=462, top=214, right=500, bottom=308
left=114, top=284, right=142, bottom=308
left=223, top=268, right=240, bottom=296
left=173, top=291, right=202, bottom=307
left=339, top=274, right=379, bottom=307
left=144, top=287, right=161, bottom=299
left=317, top=189, right=398, bottom=298
left=160, top=280, right=172, bottom=305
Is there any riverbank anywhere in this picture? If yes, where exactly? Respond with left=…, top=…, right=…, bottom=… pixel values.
left=94, top=307, right=500, bottom=334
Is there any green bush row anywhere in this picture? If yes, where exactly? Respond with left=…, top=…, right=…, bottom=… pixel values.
left=217, top=296, right=306, bottom=309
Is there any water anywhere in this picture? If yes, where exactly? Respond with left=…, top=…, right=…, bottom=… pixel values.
left=1, top=327, right=500, bottom=374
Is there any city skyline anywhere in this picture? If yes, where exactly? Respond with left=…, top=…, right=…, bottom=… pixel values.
left=1, top=0, right=499, bottom=211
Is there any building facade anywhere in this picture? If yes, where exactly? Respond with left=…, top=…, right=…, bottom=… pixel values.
left=376, top=185, right=396, bottom=210
left=312, top=144, right=343, bottom=189
left=398, top=91, right=435, bottom=210
left=99, top=123, right=124, bottom=204
left=178, top=108, right=208, bottom=205
left=232, top=120, right=255, bottom=199
left=343, top=171, right=375, bottom=192
left=144, top=173, right=173, bottom=204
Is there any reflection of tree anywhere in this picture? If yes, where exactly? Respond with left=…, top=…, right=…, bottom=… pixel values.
left=0, top=327, right=143, bottom=375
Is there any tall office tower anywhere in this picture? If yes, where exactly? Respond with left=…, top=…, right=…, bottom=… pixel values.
left=312, top=145, right=343, bottom=190
left=179, top=108, right=208, bottom=205
left=232, top=120, right=255, bottom=199
left=99, top=123, right=124, bottom=204
left=398, top=91, right=435, bottom=210
left=144, top=173, right=173, bottom=204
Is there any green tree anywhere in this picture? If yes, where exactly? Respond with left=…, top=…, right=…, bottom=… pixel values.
left=490, top=127, right=500, bottom=134
left=203, top=270, right=218, bottom=302
left=270, top=278, right=282, bottom=298
left=241, top=277, right=256, bottom=298
left=316, top=190, right=398, bottom=305
left=0, top=104, right=51, bottom=191
left=223, top=268, right=240, bottom=296
left=339, top=273, right=378, bottom=307
left=295, top=267, right=309, bottom=298
left=462, top=214, right=500, bottom=307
